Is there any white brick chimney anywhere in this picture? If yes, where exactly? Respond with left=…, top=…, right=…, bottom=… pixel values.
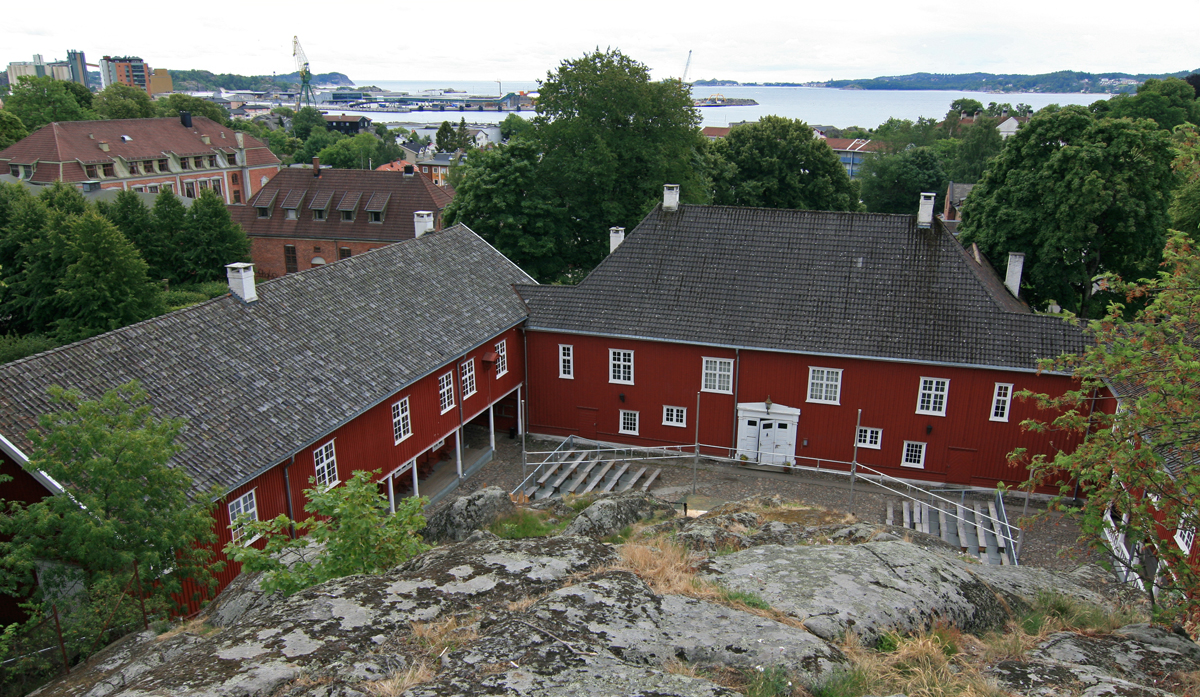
left=1004, top=252, right=1025, bottom=298
left=226, top=262, right=258, bottom=303
left=414, top=211, right=434, bottom=238
left=663, top=184, right=680, bottom=212
left=609, top=227, right=625, bottom=254
left=917, top=192, right=936, bottom=228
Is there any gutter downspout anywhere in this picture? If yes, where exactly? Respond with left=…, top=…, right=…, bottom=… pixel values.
left=730, top=348, right=741, bottom=457
left=283, top=454, right=296, bottom=539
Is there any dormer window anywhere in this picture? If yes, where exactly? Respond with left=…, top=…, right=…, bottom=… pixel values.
left=249, top=189, right=277, bottom=218
left=84, top=165, right=97, bottom=178
left=285, top=209, right=298, bottom=220
left=341, top=210, right=354, bottom=222
left=207, top=156, right=217, bottom=167
left=227, top=153, right=238, bottom=166
left=364, top=192, right=389, bottom=224
left=102, top=163, right=115, bottom=177
left=158, top=158, right=169, bottom=171
left=313, top=208, right=325, bottom=221
left=180, top=158, right=191, bottom=170
left=336, top=191, right=362, bottom=223
left=8, top=165, right=18, bottom=178
left=257, top=207, right=270, bottom=219
left=193, top=157, right=204, bottom=169
left=369, top=211, right=382, bottom=223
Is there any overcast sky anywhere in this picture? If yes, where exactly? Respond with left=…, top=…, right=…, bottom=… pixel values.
left=5, top=1, right=1198, bottom=84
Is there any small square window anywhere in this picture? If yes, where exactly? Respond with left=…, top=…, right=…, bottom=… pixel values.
left=619, top=410, right=639, bottom=435
left=495, top=339, right=508, bottom=378
left=438, top=372, right=455, bottom=413
left=856, top=427, right=882, bottom=450
left=257, top=206, right=270, bottom=219
left=284, top=208, right=297, bottom=220
left=702, top=357, right=733, bottom=393
left=341, top=210, right=354, bottom=222
left=314, top=440, right=338, bottom=488
left=313, top=208, right=326, bottom=221
left=807, top=367, right=842, bottom=404
left=991, top=383, right=1013, bottom=422
left=663, top=406, right=686, bottom=427
left=917, top=378, right=949, bottom=416
left=559, top=345, right=573, bottom=379
left=228, top=489, right=259, bottom=545
left=369, top=211, right=382, bottom=223
left=902, top=441, right=926, bottom=469
left=391, top=397, right=412, bottom=444
left=460, top=358, right=477, bottom=398
left=609, top=349, right=634, bottom=384
left=339, top=247, right=351, bottom=260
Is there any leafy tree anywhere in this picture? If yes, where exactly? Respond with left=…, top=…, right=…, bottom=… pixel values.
left=92, top=83, right=155, bottom=120
left=154, top=93, right=230, bottom=126
left=0, top=333, right=57, bottom=364
left=0, top=382, right=220, bottom=610
left=1014, top=232, right=1200, bottom=614
left=960, top=106, right=1176, bottom=317
left=53, top=212, right=163, bottom=340
left=151, top=188, right=187, bottom=284
left=872, top=116, right=943, bottom=150
left=101, top=189, right=171, bottom=282
left=1172, top=125, right=1200, bottom=240
left=224, top=469, right=429, bottom=596
left=290, top=106, right=326, bottom=141
left=1100, top=78, right=1200, bottom=131
left=4, top=76, right=95, bottom=129
left=61, top=81, right=94, bottom=111
left=500, top=113, right=533, bottom=141
left=294, top=127, right=344, bottom=165
left=944, top=115, right=1003, bottom=183
left=859, top=147, right=948, bottom=214
left=709, top=115, right=858, bottom=211
left=271, top=106, right=295, bottom=118
left=0, top=110, right=29, bottom=150
left=435, top=120, right=456, bottom=152
left=1186, top=74, right=1200, bottom=99
left=179, top=189, right=250, bottom=283
left=948, top=98, right=984, bottom=116
left=445, top=138, right=566, bottom=281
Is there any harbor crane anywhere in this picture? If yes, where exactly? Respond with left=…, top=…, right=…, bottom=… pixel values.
left=293, top=36, right=317, bottom=110
left=682, top=50, right=692, bottom=84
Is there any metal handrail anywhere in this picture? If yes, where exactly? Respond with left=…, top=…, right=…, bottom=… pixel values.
left=510, top=435, right=575, bottom=496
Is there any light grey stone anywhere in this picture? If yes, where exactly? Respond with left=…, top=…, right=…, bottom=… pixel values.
left=424, top=487, right=515, bottom=543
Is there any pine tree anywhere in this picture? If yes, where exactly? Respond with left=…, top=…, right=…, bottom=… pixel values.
left=151, top=189, right=188, bottom=284
left=103, top=190, right=171, bottom=283
left=180, top=189, right=250, bottom=283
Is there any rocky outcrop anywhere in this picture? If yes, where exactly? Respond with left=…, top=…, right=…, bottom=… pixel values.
left=423, top=486, right=515, bottom=542
left=559, top=492, right=674, bottom=538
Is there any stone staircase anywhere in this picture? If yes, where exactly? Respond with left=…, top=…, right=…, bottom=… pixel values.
left=522, top=447, right=661, bottom=501
left=886, top=495, right=1017, bottom=565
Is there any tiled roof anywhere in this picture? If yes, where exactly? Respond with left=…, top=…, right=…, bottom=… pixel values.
left=229, top=168, right=453, bottom=243
left=518, top=205, right=1085, bottom=372
left=824, top=138, right=885, bottom=153
left=947, top=182, right=976, bottom=206
left=0, top=117, right=278, bottom=181
left=0, top=225, right=534, bottom=497
left=376, top=160, right=414, bottom=172
left=701, top=126, right=731, bottom=138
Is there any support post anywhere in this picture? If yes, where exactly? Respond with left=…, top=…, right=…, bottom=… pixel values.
left=693, top=391, right=700, bottom=495
left=455, top=428, right=463, bottom=478
left=387, top=473, right=395, bottom=514
left=488, top=403, right=496, bottom=452
left=412, top=460, right=419, bottom=497
left=850, top=409, right=861, bottom=515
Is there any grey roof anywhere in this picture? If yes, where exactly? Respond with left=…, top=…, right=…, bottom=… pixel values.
left=0, top=224, right=534, bottom=497
left=518, top=205, right=1085, bottom=372
left=947, top=182, right=976, bottom=207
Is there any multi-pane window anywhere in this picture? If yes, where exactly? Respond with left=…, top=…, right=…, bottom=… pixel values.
left=369, top=211, right=382, bottom=223
left=609, top=349, right=634, bottom=384
left=339, top=247, right=351, bottom=260
left=619, top=410, right=639, bottom=435
left=313, top=440, right=338, bottom=487
left=460, top=358, right=477, bottom=398
left=663, top=406, right=686, bottom=427
left=228, top=490, right=258, bottom=544
left=495, top=339, right=508, bottom=377
left=807, top=367, right=842, bottom=404
left=856, top=427, right=882, bottom=449
left=702, top=358, right=733, bottom=393
left=559, top=345, right=574, bottom=378
left=102, top=163, right=115, bottom=177
left=212, top=179, right=222, bottom=196
left=84, top=165, right=97, bottom=178
left=902, top=441, right=926, bottom=469
left=391, top=397, right=411, bottom=444
left=180, top=158, right=191, bottom=170
left=313, top=208, right=326, bottom=221
left=158, top=158, right=169, bottom=172
left=1176, top=523, right=1196, bottom=553
left=991, top=383, right=1013, bottom=422
left=438, top=372, right=455, bottom=413
left=284, top=245, right=298, bottom=273
left=916, top=378, right=949, bottom=415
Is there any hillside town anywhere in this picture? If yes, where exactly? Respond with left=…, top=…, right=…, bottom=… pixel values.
left=0, top=36, right=1199, bottom=697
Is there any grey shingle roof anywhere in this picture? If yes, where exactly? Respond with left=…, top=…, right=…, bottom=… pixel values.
left=0, top=225, right=534, bottom=497
left=518, top=205, right=1084, bottom=372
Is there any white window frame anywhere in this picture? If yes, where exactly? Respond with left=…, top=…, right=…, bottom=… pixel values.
left=663, top=405, right=687, bottom=427
left=916, top=377, right=949, bottom=416
left=609, top=349, right=634, bottom=385
left=856, top=427, right=882, bottom=450
left=391, top=397, right=412, bottom=444
left=990, top=383, right=1013, bottom=422
left=313, top=440, right=339, bottom=488
left=901, top=441, right=926, bottom=469
left=559, top=344, right=574, bottom=379
left=228, top=489, right=259, bottom=545
left=701, top=357, right=733, bottom=393
left=1176, top=522, right=1196, bottom=553
left=438, top=372, right=455, bottom=414
left=807, top=367, right=843, bottom=405
left=619, top=409, right=640, bottom=435
left=495, top=339, right=508, bottom=378
left=460, top=358, right=477, bottom=398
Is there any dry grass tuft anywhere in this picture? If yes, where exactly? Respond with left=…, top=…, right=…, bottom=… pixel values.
left=361, top=660, right=436, bottom=696
left=662, top=658, right=702, bottom=679
left=155, top=618, right=219, bottom=642
left=822, top=630, right=1005, bottom=697
left=980, top=592, right=1149, bottom=661
left=410, top=615, right=479, bottom=658
left=505, top=595, right=540, bottom=613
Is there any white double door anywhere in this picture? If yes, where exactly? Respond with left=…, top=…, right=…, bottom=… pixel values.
left=735, top=402, right=800, bottom=465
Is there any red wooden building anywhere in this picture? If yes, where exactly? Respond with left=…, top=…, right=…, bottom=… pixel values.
left=517, top=191, right=1097, bottom=489
left=0, top=224, right=532, bottom=614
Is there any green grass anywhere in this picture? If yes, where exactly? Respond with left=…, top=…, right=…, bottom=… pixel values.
left=1020, top=590, right=1141, bottom=634
left=488, top=509, right=573, bottom=539
left=808, top=667, right=872, bottom=697
left=601, top=525, right=634, bottom=544
left=717, top=587, right=771, bottom=610
left=744, top=665, right=800, bottom=697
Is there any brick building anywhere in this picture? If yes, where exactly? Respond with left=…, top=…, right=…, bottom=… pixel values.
left=229, top=164, right=452, bottom=279
left=0, top=115, right=280, bottom=204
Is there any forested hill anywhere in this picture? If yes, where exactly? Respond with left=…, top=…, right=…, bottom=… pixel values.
left=816, top=69, right=1199, bottom=93
left=168, top=70, right=354, bottom=92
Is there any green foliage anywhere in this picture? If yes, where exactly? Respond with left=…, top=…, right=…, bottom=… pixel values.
left=1101, top=77, right=1200, bottom=131
left=101, top=189, right=167, bottom=280
left=92, top=84, right=156, bottom=120
left=435, top=120, right=456, bottom=152
left=949, top=98, right=984, bottom=116
left=717, top=586, right=771, bottom=610
left=960, top=106, right=1175, bottom=316
left=943, top=116, right=1003, bottom=183
left=709, top=115, right=858, bottom=211
left=271, top=106, right=295, bottom=118
left=872, top=116, right=943, bottom=150
left=1171, top=123, right=1200, bottom=240
left=1015, top=234, right=1200, bottom=611
left=809, top=667, right=872, bottom=697
left=294, top=127, right=345, bottom=164
left=488, top=508, right=573, bottom=539
left=162, top=289, right=208, bottom=310
left=150, top=189, right=187, bottom=283
left=743, top=665, right=798, bottom=697
left=186, top=280, right=232, bottom=299
left=0, top=110, right=29, bottom=150
left=0, top=382, right=219, bottom=609
left=0, top=333, right=57, bottom=364
left=316, top=132, right=400, bottom=170
left=291, top=106, right=327, bottom=141
left=4, top=76, right=95, bottom=129
left=154, top=93, right=229, bottom=126
left=61, top=81, right=93, bottom=111
left=224, top=469, right=430, bottom=596
left=499, top=113, right=533, bottom=141
left=178, top=189, right=250, bottom=282
left=859, top=147, right=948, bottom=214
